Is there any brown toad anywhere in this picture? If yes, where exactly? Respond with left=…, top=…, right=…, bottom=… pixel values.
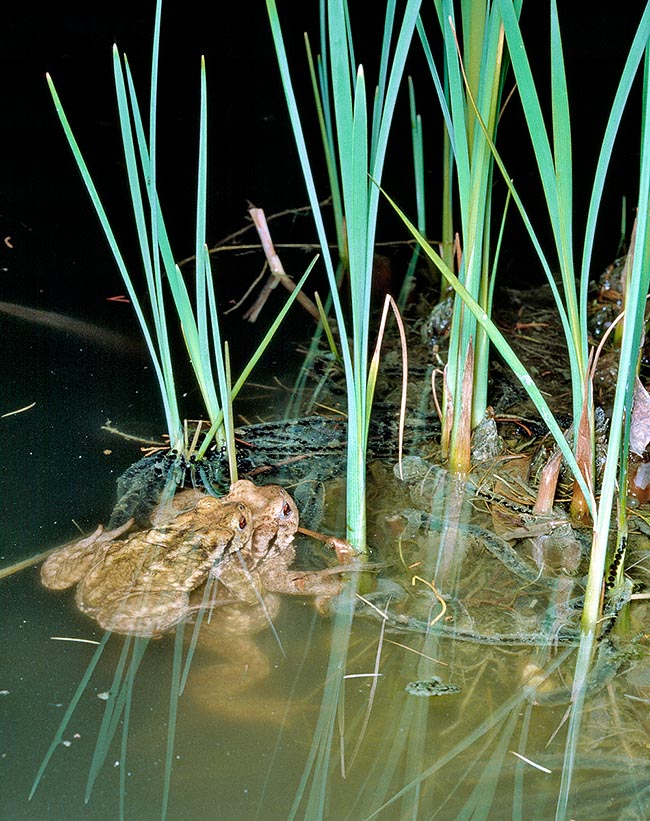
left=209, top=479, right=350, bottom=609
left=42, top=497, right=252, bottom=637
left=184, top=481, right=357, bottom=721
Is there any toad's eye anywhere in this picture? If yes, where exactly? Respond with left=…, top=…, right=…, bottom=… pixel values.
left=238, top=515, right=248, bottom=530
left=282, top=502, right=292, bottom=518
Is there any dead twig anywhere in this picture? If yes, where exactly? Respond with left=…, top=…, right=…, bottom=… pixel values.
left=244, top=204, right=320, bottom=323
left=101, top=420, right=167, bottom=447
left=1, top=401, right=36, bottom=418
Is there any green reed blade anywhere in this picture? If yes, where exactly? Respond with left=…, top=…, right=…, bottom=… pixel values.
left=196, top=261, right=316, bottom=458
left=314, top=291, right=341, bottom=361
left=46, top=75, right=181, bottom=446
left=384, top=189, right=595, bottom=517
left=348, top=67, right=369, bottom=403
left=398, top=77, right=425, bottom=309
left=205, top=246, right=235, bottom=469
left=84, top=634, right=134, bottom=803
left=367, top=647, right=574, bottom=817
left=266, top=0, right=351, bottom=369
left=193, top=58, right=222, bottom=429
left=408, top=77, right=426, bottom=233
left=161, top=623, right=185, bottom=821
left=498, top=0, right=584, bottom=413
left=579, top=3, right=650, bottom=323
left=416, top=16, right=455, bottom=274
left=195, top=57, right=208, bottom=348
left=415, top=2, right=511, bottom=465
left=86, top=635, right=149, bottom=803
left=555, top=630, right=597, bottom=818
left=584, top=40, right=650, bottom=633
left=267, top=4, right=421, bottom=814
left=370, top=0, right=396, bottom=162
left=442, top=1, right=641, bottom=418
left=113, top=48, right=183, bottom=438
left=458, top=706, right=520, bottom=818
left=121, top=59, right=196, bottom=339
left=29, top=633, right=111, bottom=801
left=120, top=56, right=221, bottom=429
left=416, top=16, right=454, bottom=150
left=288, top=588, right=357, bottom=820
left=549, top=0, right=574, bottom=287
left=304, top=33, right=346, bottom=258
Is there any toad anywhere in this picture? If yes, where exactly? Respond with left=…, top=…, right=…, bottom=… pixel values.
left=40, top=517, right=136, bottom=591
left=184, top=480, right=358, bottom=721
left=41, top=480, right=360, bottom=720
left=41, top=497, right=253, bottom=637
left=210, top=479, right=351, bottom=610
left=41, top=479, right=357, bottom=640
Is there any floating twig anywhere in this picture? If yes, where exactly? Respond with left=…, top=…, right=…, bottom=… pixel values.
left=1, top=401, right=36, bottom=418
left=101, top=420, right=167, bottom=447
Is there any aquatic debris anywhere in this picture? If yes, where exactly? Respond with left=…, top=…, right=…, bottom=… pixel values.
left=509, top=751, right=552, bottom=774
left=405, top=676, right=461, bottom=697
left=1, top=401, right=35, bottom=418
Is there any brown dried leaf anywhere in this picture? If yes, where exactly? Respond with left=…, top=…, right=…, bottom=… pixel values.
left=630, top=378, right=650, bottom=456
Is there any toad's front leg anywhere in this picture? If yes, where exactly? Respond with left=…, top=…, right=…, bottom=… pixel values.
left=261, top=560, right=363, bottom=615
left=297, top=526, right=360, bottom=563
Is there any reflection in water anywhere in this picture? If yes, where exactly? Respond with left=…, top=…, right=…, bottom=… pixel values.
left=5, top=527, right=650, bottom=819
left=3, top=333, right=650, bottom=820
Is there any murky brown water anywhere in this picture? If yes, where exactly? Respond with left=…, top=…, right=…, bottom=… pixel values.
left=3, top=318, right=650, bottom=821
left=6, top=560, right=650, bottom=820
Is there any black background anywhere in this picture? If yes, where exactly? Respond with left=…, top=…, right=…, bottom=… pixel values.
left=3, top=1, right=649, bottom=312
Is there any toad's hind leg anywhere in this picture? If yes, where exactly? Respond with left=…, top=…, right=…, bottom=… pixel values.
left=40, top=518, right=135, bottom=590
left=188, top=600, right=313, bottom=727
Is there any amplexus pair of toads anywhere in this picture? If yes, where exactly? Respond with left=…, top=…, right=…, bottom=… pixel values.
left=41, top=479, right=354, bottom=637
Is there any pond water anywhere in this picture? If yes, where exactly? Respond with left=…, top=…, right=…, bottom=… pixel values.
left=3, top=304, right=650, bottom=820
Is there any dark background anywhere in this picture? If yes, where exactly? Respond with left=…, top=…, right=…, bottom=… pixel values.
left=2, top=1, right=315, bottom=311
left=2, top=1, right=648, bottom=310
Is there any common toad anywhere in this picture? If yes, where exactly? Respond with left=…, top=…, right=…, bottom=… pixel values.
left=42, top=497, right=253, bottom=637
left=211, top=479, right=347, bottom=609
left=41, top=480, right=354, bottom=636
